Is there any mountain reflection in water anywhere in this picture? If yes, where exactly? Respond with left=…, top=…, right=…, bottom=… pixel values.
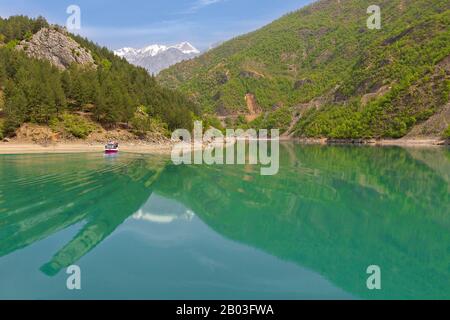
left=0, top=144, right=449, bottom=299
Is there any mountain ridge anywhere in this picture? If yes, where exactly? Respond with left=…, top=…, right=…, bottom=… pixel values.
left=114, top=42, right=200, bottom=74
left=158, top=0, right=450, bottom=139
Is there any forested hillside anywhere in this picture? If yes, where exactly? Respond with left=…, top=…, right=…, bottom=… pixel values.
left=158, top=0, right=450, bottom=139
left=0, top=16, right=196, bottom=140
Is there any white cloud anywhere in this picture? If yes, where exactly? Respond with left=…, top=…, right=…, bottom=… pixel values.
left=186, top=0, right=225, bottom=14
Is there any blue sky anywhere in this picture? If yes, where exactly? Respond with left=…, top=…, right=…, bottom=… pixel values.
left=0, top=0, right=313, bottom=50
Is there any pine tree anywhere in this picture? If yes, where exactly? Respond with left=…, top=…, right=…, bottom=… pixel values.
left=4, top=80, right=27, bottom=133
left=0, top=59, right=5, bottom=86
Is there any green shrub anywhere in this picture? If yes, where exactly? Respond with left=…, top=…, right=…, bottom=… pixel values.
left=50, top=113, right=97, bottom=139
left=443, top=125, right=450, bottom=139
left=236, top=115, right=247, bottom=127
left=24, top=31, right=33, bottom=41
left=101, top=59, right=112, bottom=71
left=5, top=39, right=19, bottom=49
left=0, top=118, right=4, bottom=140
left=262, top=107, right=292, bottom=133
left=202, top=114, right=224, bottom=131
left=130, top=109, right=169, bottom=138
left=0, top=90, right=4, bottom=110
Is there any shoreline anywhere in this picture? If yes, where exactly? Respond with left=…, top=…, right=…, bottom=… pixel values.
left=373, top=138, right=448, bottom=147
left=199, top=136, right=448, bottom=146
left=0, top=137, right=448, bottom=155
left=286, top=137, right=448, bottom=147
left=0, top=142, right=174, bottom=155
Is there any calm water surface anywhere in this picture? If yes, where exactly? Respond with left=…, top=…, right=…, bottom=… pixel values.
left=0, top=143, right=449, bottom=299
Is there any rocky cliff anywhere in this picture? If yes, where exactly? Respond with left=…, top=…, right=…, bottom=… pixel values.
left=17, top=27, right=96, bottom=70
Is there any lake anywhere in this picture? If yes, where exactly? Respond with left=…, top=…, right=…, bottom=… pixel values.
left=0, top=143, right=449, bottom=299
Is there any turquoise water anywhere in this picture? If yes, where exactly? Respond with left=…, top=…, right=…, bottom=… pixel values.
left=0, top=143, right=449, bottom=299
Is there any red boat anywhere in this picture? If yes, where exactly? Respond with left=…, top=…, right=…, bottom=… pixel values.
left=105, top=142, right=119, bottom=154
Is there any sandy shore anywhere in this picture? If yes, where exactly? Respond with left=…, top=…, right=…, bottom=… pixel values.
left=374, top=138, right=447, bottom=146
left=0, top=138, right=447, bottom=155
left=0, top=142, right=174, bottom=155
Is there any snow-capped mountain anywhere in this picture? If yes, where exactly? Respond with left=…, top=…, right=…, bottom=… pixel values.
left=114, top=42, right=200, bottom=74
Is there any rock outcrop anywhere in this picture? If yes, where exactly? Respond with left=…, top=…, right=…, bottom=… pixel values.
left=15, top=123, right=59, bottom=145
left=244, top=93, right=262, bottom=122
left=17, top=28, right=96, bottom=70
left=405, top=101, right=450, bottom=138
left=245, top=93, right=260, bottom=115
